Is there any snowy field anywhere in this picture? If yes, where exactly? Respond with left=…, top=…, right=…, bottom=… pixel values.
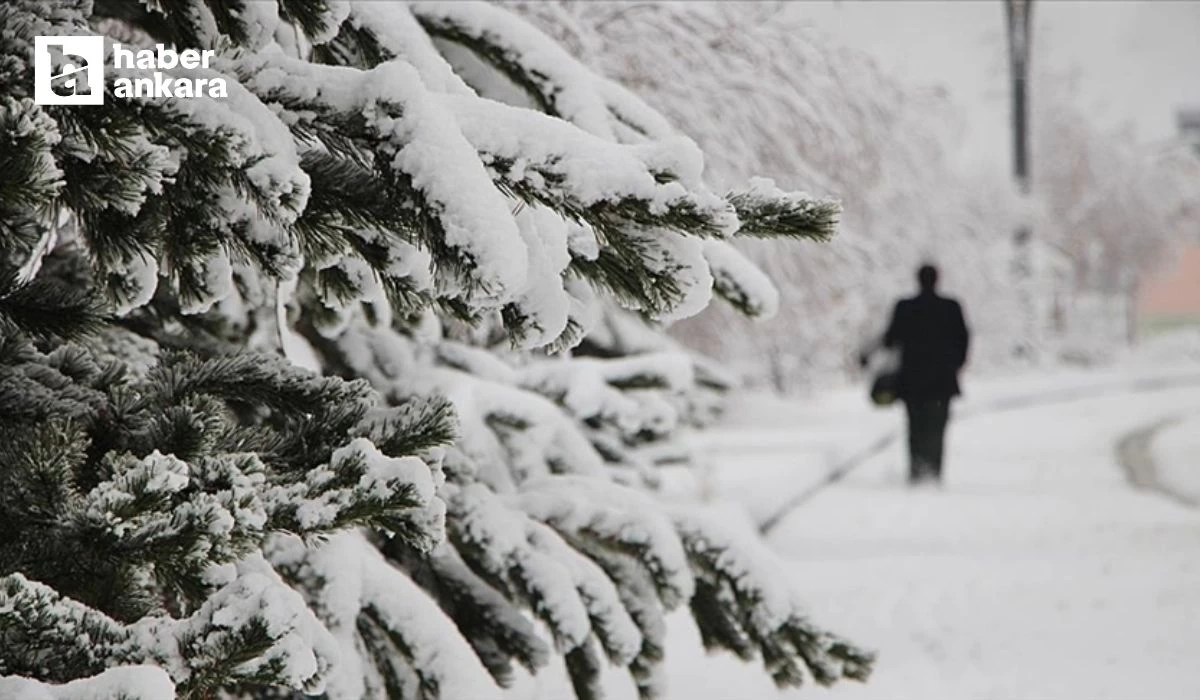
left=514, top=353, right=1200, bottom=700
left=666, top=361, right=1200, bottom=700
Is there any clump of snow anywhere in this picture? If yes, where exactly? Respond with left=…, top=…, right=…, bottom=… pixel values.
left=284, top=437, right=444, bottom=539
left=237, top=50, right=529, bottom=304
left=671, top=505, right=796, bottom=634
left=84, top=451, right=190, bottom=535
left=238, top=1, right=281, bottom=50
left=276, top=276, right=323, bottom=372
left=703, top=239, right=780, bottom=319
left=438, top=367, right=607, bottom=483
left=515, top=476, right=695, bottom=608
left=108, top=252, right=160, bottom=317
left=412, top=0, right=620, bottom=139
left=412, top=0, right=683, bottom=148
left=565, top=221, right=600, bottom=261
left=436, top=341, right=518, bottom=384
left=356, top=533, right=503, bottom=699
left=448, top=483, right=593, bottom=649
left=0, top=666, right=175, bottom=700
left=306, top=0, right=352, bottom=45
left=632, top=228, right=712, bottom=323
left=741, top=176, right=809, bottom=205
left=518, top=351, right=692, bottom=438
left=445, top=95, right=731, bottom=234
left=508, top=206, right=573, bottom=348
left=525, top=520, right=644, bottom=664
left=346, top=2, right=475, bottom=95
left=158, top=572, right=329, bottom=690
left=563, top=276, right=602, bottom=344
left=177, top=248, right=234, bottom=315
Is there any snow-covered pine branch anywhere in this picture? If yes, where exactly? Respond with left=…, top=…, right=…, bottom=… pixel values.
left=672, top=508, right=875, bottom=688
left=727, top=177, right=841, bottom=242
left=0, top=1, right=873, bottom=698
left=0, top=570, right=338, bottom=695
left=0, top=330, right=448, bottom=696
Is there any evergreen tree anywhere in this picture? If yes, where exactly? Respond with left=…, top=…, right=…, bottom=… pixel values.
left=0, top=1, right=872, bottom=698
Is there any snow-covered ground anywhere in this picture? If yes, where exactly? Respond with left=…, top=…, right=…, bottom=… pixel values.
left=515, top=350, right=1200, bottom=700
left=689, top=358, right=1200, bottom=527
left=1155, top=413, right=1200, bottom=505
left=663, top=360, right=1200, bottom=700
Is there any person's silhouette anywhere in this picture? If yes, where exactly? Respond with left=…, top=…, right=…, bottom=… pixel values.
left=868, top=265, right=970, bottom=484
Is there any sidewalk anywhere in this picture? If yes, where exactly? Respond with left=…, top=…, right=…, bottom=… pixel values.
left=516, top=358, right=1200, bottom=700
left=666, top=364, right=1200, bottom=700
left=688, top=359, right=1200, bottom=528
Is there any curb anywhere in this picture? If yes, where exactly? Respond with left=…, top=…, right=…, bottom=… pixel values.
left=1115, top=415, right=1198, bottom=509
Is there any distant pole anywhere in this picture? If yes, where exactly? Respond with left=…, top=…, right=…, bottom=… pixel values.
left=1006, top=0, right=1032, bottom=196
left=1005, top=0, right=1035, bottom=358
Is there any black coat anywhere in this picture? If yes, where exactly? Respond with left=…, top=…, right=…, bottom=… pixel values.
left=884, top=292, right=970, bottom=400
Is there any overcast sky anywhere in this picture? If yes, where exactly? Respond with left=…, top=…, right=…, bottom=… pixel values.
left=798, top=0, right=1200, bottom=174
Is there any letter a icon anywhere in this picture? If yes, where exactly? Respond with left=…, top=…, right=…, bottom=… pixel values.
left=34, top=36, right=105, bottom=105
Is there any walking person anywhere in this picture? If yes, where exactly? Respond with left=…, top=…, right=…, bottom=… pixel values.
left=862, top=264, right=970, bottom=484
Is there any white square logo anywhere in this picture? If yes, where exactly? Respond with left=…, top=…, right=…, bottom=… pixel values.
left=34, top=36, right=105, bottom=105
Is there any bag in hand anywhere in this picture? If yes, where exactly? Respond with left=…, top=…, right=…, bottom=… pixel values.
left=870, top=370, right=900, bottom=406
left=863, top=345, right=900, bottom=407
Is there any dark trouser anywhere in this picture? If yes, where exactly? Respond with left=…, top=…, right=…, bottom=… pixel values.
left=904, top=399, right=950, bottom=482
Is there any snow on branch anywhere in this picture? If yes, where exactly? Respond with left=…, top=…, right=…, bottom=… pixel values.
left=515, top=476, right=695, bottom=610
left=0, top=666, right=175, bottom=700
left=444, top=94, right=734, bottom=239
left=264, top=437, right=446, bottom=546
left=411, top=0, right=619, bottom=139
left=672, top=508, right=875, bottom=688
left=525, top=520, right=643, bottom=665
left=410, top=0, right=679, bottom=143
left=727, top=177, right=841, bottom=242
left=358, top=533, right=503, bottom=700
left=517, top=351, right=693, bottom=457
left=0, top=571, right=336, bottom=696
left=234, top=50, right=530, bottom=305
left=413, top=542, right=552, bottom=686
left=437, top=364, right=607, bottom=485
left=267, top=530, right=503, bottom=699
left=0, top=98, right=62, bottom=248
left=703, top=239, right=781, bottom=320
left=446, top=483, right=594, bottom=651
left=323, top=2, right=476, bottom=95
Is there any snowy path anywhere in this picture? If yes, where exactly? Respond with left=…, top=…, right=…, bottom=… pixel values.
left=665, top=382, right=1200, bottom=700
left=517, top=367, right=1200, bottom=700
left=755, top=369, right=1200, bottom=532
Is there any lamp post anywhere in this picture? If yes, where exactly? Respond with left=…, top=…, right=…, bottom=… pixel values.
left=1005, top=0, right=1036, bottom=358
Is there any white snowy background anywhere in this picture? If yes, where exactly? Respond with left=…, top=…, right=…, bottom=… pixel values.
left=506, top=331, right=1200, bottom=700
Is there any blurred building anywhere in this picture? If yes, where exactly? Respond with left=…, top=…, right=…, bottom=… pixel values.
left=1138, top=247, right=1200, bottom=334
left=1136, top=110, right=1200, bottom=336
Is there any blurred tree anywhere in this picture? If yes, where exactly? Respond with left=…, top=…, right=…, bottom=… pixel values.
left=518, top=1, right=1200, bottom=387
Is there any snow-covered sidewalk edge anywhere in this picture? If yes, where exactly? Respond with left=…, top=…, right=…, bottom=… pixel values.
left=680, top=361, right=1200, bottom=529
left=1152, top=412, right=1200, bottom=505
